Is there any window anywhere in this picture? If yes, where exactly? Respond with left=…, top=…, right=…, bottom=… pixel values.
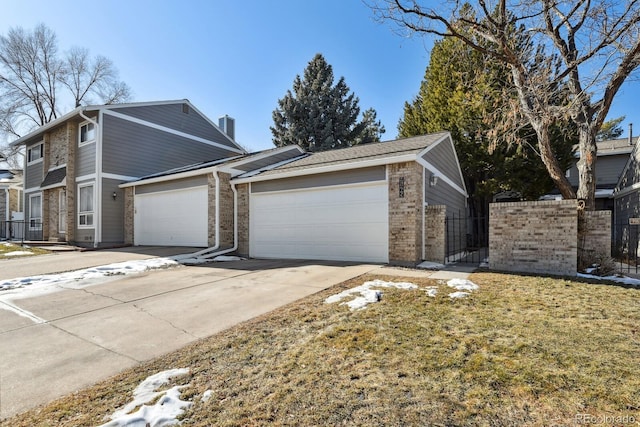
left=78, top=183, right=94, bottom=227
left=28, top=193, right=42, bottom=230
left=27, top=143, right=43, bottom=164
left=79, top=122, right=96, bottom=145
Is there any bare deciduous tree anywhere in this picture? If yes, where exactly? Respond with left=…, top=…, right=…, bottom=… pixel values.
left=372, top=0, right=640, bottom=209
left=0, top=23, right=131, bottom=141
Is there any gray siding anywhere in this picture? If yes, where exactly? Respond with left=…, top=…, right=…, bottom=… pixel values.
left=251, top=166, right=386, bottom=193
left=422, top=137, right=465, bottom=189
left=25, top=143, right=43, bottom=189
left=114, top=103, right=238, bottom=150
left=568, top=154, right=628, bottom=188
left=426, top=179, right=467, bottom=216
left=102, top=114, right=239, bottom=177
left=77, top=142, right=96, bottom=177
left=102, top=178, right=125, bottom=244
left=135, top=176, right=208, bottom=195
left=75, top=227, right=95, bottom=245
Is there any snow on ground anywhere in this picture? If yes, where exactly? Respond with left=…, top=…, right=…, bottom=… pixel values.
left=417, top=261, right=445, bottom=270
left=423, top=287, right=438, bottom=297
left=447, top=278, right=479, bottom=298
left=577, top=272, right=640, bottom=287
left=449, top=291, right=471, bottom=299
left=325, top=279, right=418, bottom=310
left=100, top=368, right=191, bottom=427
left=3, top=251, right=33, bottom=257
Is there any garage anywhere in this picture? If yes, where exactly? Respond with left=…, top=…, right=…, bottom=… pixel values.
left=250, top=182, right=389, bottom=262
left=134, top=186, right=208, bottom=246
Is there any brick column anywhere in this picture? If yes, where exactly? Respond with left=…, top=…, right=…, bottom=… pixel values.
left=388, top=162, right=423, bottom=265
left=237, top=183, right=250, bottom=257
left=425, top=205, right=446, bottom=263
left=65, top=121, right=77, bottom=243
left=123, top=187, right=134, bottom=244
left=208, top=174, right=216, bottom=246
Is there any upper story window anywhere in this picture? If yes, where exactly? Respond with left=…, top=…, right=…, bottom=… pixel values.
left=79, top=122, right=96, bottom=146
left=27, top=143, right=43, bottom=164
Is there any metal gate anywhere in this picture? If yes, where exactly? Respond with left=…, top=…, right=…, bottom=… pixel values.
left=613, top=221, right=640, bottom=275
left=445, top=212, right=489, bottom=265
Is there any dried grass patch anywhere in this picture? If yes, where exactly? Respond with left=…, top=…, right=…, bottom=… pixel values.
left=5, top=272, right=640, bottom=426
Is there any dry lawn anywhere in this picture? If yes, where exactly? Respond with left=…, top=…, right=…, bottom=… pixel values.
left=0, top=242, right=50, bottom=259
left=4, top=271, right=640, bottom=426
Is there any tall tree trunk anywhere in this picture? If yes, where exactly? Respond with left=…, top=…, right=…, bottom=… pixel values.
left=533, top=122, right=577, bottom=200
left=575, top=126, right=598, bottom=211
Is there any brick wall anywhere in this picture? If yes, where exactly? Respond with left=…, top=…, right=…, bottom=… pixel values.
left=65, top=122, right=77, bottom=243
left=388, top=162, right=423, bottom=265
left=8, top=188, right=19, bottom=215
left=123, top=187, right=134, bottom=245
left=237, top=183, right=250, bottom=257
left=47, top=189, right=59, bottom=241
left=207, top=174, right=216, bottom=246
left=490, top=200, right=578, bottom=276
left=580, top=210, right=612, bottom=258
left=207, top=172, right=235, bottom=248
left=424, top=205, right=446, bottom=263
left=49, top=125, right=69, bottom=169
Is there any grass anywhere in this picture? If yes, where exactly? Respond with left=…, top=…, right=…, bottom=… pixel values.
left=0, top=242, right=50, bottom=259
left=4, top=271, right=640, bottom=426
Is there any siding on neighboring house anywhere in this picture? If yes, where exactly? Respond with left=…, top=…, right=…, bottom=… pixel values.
left=101, top=114, right=238, bottom=177
left=0, top=191, right=6, bottom=219
left=115, top=103, right=236, bottom=149
left=251, top=166, right=386, bottom=193
left=567, top=154, right=629, bottom=187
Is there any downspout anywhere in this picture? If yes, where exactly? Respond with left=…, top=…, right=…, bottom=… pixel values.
left=79, top=109, right=101, bottom=248
left=4, top=188, right=9, bottom=222
left=422, top=167, right=426, bottom=262
left=190, top=169, right=222, bottom=257
left=183, top=178, right=238, bottom=262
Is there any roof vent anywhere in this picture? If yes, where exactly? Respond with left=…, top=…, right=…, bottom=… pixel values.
left=219, top=115, right=235, bottom=141
left=630, top=123, right=633, bottom=145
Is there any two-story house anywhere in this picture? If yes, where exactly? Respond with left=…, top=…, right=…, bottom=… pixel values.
left=544, top=136, right=635, bottom=210
left=0, top=168, right=23, bottom=239
left=10, top=100, right=245, bottom=247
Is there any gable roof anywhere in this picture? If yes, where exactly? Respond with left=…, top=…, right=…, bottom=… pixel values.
left=9, top=99, right=246, bottom=154
left=234, top=133, right=450, bottom=181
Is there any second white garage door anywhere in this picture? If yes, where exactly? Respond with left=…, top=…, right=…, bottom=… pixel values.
left=134, top=186, right=208, bottom=247
left=250, top=182, right=389, bottom=263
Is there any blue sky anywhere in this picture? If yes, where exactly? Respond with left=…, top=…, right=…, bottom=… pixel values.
left=1, top=0, right=638, bottom=152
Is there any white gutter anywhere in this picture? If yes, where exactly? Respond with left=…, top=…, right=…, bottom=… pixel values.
left=422, top=168, right=425, bottom=262
left=79, top=110, right=101, bottom=248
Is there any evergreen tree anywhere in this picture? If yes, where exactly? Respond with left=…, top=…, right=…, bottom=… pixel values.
left=271, top=54, right=384, bottom=151
left=398, top=35, right=575, bottom=216
left=597, top=117, right=625, bottom=141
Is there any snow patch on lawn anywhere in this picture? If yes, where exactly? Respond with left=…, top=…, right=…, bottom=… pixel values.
left=100, top=368, right=191, bottom=427
left=447, top=278, right=479, bottom=298
left=577, top=272, right=640, bottom=287
left=423, top=287, right=438, bottom=297
left=325, top=279, right=418, bottom=310
left=3, top=251, right=33, bottom=257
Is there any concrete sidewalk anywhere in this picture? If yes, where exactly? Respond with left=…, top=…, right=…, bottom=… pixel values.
left=0, top=259, right=379, bottom=420
left=0, top=246, right=198, bottom=280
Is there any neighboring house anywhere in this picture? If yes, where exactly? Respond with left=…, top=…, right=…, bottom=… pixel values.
left=612, top=136, right=640, bottom=254
left=0, top=169, right=24, bottom=239
left=560, top=137, right=635, bottom=210
left=9, top=100, right=245, bottom=246
left=121, top=132, right=468, bottom=265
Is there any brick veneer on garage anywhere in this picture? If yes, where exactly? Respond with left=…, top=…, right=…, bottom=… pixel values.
left=123, top=187, right=134, bottom=245
left=424, top=204, right=446, bottom=263
left=490, top=200, right=578, bottom=276
left=236, top=183, right=250, bottom=257
left=388, top=162, right=423, bottom=265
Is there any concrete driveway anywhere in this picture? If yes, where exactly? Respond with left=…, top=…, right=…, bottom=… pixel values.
left=0, top=255, right=379, bottom=420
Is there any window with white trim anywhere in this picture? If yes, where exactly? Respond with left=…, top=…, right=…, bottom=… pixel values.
left=78, top=183, right=94, bottom=227
left=28, top=193, right=42, bottom=230
left=27, top=143, right=43, bottom=164
left=79, top=122, right=96, bottom=146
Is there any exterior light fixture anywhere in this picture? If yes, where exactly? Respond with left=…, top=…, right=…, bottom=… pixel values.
left=112, top=191, right=117, bottom=200
left=430, top=174, right=439, bottom=187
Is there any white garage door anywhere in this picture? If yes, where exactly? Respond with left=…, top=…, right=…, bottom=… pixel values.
left=250, top=183, right=388, bottom=263
left=134, top=186, right=208, bottom=247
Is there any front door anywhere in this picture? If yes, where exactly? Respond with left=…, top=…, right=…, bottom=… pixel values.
left=59, top=189, right=66, bottom=235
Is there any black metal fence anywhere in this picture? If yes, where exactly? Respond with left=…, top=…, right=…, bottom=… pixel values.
left=445, top=212, right=489, bottom=265
left=613, top=221, right=640, bottom=275
left=0, top=220, right=43, bottom=243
